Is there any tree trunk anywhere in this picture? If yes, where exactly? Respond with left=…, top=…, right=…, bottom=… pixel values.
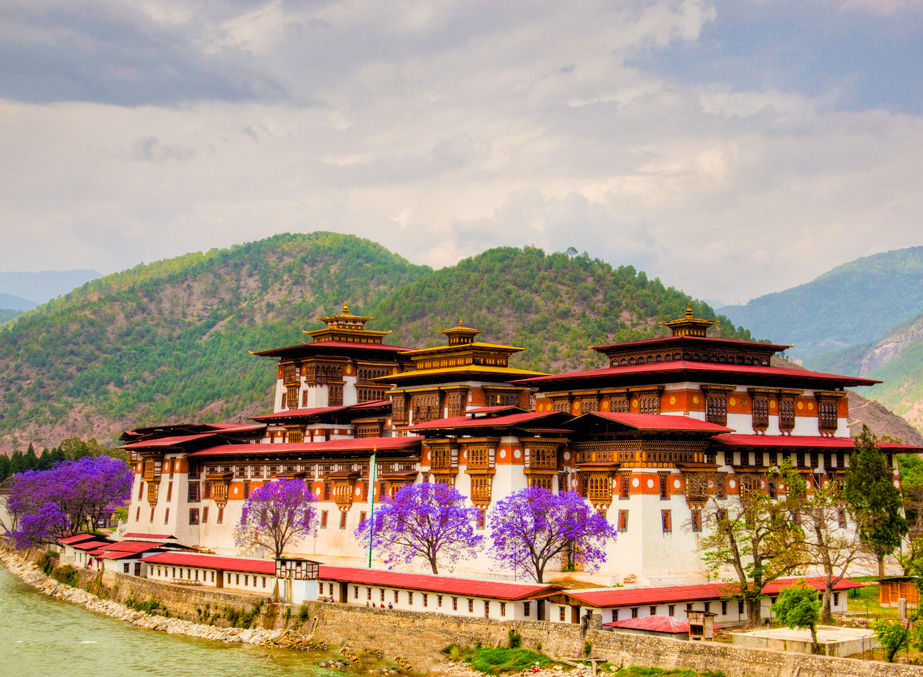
left=879, top=554, right=885, bottom=581
left=746, top=595, right=762, bottom=627
left=429, top=557, right=439, bottom=575
left=810, top=625, right=818, bottom=654
left=820, top=588, right=833, bottom=624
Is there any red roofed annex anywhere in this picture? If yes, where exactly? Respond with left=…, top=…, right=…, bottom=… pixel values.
left=116, top=301, right=920, bottom=616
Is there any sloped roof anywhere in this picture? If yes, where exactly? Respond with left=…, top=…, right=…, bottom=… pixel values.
left=58, top=533, right=98, bottom=545
left=565, top=577, right=863, bottom=608
left=187, top=436, right=423, bottom=458
left=713, top=434, right=922, bottom=452
left=570, top=412, right=733, bottom=433
left=140, top=552, right=277, bottom=575
left=318, top=566, right=559, bottom=600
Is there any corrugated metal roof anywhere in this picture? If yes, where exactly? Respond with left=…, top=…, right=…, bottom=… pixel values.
left=318, top=566, right=559, bottom=600
left=58, top=533, right=98, bottom=545
left=140, top=552, right=277, bottom=574
left=566, top=577, right=862, bottom=607
left=187, top=436, right=423, bottom=458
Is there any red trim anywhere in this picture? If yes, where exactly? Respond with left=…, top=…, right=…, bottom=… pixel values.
left=592, top=336, right=792, bottom=353
left=398, top=412, right=566, bottom=432
left=515, top=361, right=879, bottom=388
left=69, top=540, right=112, bottom=551
left=566, top=577, right=862, bottom=607
left=122, top=433, right=216, bottom=449
left=603, top=616, right=723, bottom=633
left=572, top=412, right=733, bottom=433
left=187, top=436, right=423, bottom=457
left=140, top=552, right=277, bottom=575
left=713, top=434, right=922, bottom=451
left=318, top=566, right=559, bottom=600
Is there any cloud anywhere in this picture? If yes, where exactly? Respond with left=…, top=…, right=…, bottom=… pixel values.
left=0, top=1, right=921, bottom=308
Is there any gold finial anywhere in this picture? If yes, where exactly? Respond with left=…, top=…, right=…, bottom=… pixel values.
left=459, top=319, right=464, bottom=327
left=685, top=302, right=693, bottom=318
left=343, top=302, right=350, bottom=314
left=497, top=395, right=501, bottom=405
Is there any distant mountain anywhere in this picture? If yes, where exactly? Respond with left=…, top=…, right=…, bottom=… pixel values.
left=0, top=235, right=754, bottom=452
left=0, top=309, right=23, bottom=326
left=0, top=269, right=101, bottom=305
left=721, top=246, right=923, bottom=358
left=808, top=313, right=923, bottom=434
left=0, top=292, right=38, bottom=311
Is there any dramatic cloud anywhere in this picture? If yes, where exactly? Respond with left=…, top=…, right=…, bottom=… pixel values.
left=1, top=0, right=921, bottom=304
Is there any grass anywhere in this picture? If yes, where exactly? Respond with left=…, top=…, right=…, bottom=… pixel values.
left=846, top=581, right=901, bottom=621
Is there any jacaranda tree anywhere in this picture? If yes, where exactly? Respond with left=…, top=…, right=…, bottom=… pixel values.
left=355, top=482, right=483, bottom=574
left=4, top=456, right=132, bottom=548
left=488, top=486, right=616, bottom=583
left=234, top=479, right=319, bottom=559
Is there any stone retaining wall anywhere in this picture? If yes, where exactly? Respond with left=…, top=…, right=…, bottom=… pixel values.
left=9, top=549, right=923, bottom=677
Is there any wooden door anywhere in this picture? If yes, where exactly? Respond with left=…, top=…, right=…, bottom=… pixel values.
left=571, top=606, right=580, bottom=624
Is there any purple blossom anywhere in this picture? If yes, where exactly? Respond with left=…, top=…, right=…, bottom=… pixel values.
left=5, top=456, right=132, bottom=548
left=488, top=486, right=617, bottom=583
left=234, top=479, right=318, bottom=559
left=354, top=482, right=483, bottom=574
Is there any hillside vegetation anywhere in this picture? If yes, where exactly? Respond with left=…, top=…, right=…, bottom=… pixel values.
left=379, top=247, right=753, bottom=373
left=0, top=233, right=429, bottom=450
left=721, top=246, right=923, bottom=358
left=0, top=235, right=753, bottom=451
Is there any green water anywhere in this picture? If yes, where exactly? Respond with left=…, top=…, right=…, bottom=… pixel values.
left=0, top=566, right=356, bottom=677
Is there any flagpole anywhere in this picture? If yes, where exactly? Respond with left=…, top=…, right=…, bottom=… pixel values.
left=368, top=445, right=376, bottom=568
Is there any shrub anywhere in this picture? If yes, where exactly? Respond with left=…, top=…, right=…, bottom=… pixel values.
left=38, top=550, right=59, bottom=576
left=297, top=603, right=309, bottom=623
left=51, top=565, right=80, bottom=587
left=872, top=619, right=910, bottom=663
left=583, top=641, right=593, bottom=657
left=507, top=629, right=522, bottom=649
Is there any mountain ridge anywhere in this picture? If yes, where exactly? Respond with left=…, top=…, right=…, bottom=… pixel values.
left=0, top=234, right=753, bottom=453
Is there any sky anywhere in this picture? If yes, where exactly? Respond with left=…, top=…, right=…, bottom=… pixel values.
left=1, top=0, right=922, bottom=305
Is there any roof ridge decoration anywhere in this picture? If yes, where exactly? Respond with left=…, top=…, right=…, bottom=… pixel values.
left=303, top=301, right=392, bottom=344
left=659, top=303, right=719, bottom=338
left=439, top=319, right=483, bottom=345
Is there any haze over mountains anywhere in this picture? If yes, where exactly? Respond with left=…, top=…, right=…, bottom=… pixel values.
left=0, top=233, right=920, bottom=453
left=0, top=269, right=101, bottom=307
left=0, top=232, right=751, bottom=452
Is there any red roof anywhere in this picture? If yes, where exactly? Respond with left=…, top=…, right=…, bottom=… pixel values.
left=203, top=423, right=267, bottom=433
left=140, top=552, right=277, bottom=575
left=58, top=533, right=98, bottom=545
left=566, top=577, right=862, bottom=607
left=572, top=412, right=733, bottom=433
left=187, top=436, right=423, bottom=458
left=123, top=533, right=176, bottom=540
left=398, top=412, right=563, bottom=432
left=121, top=433, right=215, bottom=449
left=103, top=541, right=167, bottom=554
left=592, top=335, right=792, bottom=353
left=713, top=434, right=922, bottom=452
left=318, top=566, right=558, bottom=600
left=604, top=616, right=700, bottom=633
left=515, top=361, right=879, bottom=388
left=253, top=341, right=409, bottom=356
left=99, top=551, right=150, bottom=560
left=251, top=406, right=351, bottom=421
left=70, top=540, right=112, bottom=551
left=465, top=406, right=530, bottom=414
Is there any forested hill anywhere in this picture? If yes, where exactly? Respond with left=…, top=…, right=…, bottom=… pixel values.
left=378, top=247, right=753, bottom=373
left=720, top=246, right=923, bottom=358
left=0, top=234, right=752, bottom=452
left=0, top=233, right=430, bottom=452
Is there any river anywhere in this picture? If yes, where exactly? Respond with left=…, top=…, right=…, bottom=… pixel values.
left=0, top=565, right=346, bottom=677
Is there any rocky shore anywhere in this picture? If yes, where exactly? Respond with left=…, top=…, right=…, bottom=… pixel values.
left=0, top=550, right=290, bottom=646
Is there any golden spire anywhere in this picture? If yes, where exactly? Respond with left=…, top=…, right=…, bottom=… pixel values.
left=343, top=301, right=350, bottom=314
left=659, top=302, right=719, bottom=338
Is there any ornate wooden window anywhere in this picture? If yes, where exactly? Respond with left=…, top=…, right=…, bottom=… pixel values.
left=470, top=476, right=492, bottom=503
left=466, top=445, right=491, bottom=471
left=431, top=446, right=454, bottom=471
left=609, top=396, right=630, bottom=413
left=286, top=386, right=300, bottom=409
left=188, top=482, right=200, bottom=503
left=287, top=429, right=304, bottom=444
left=357, top=423, right=382, bottom=438
left=619, top=473, right=631, bottom=499
left=639, top=395, right=660, bottom=415
left=552, top=399, right=571, bottom=413
left=690, top=509, right=702, bottom=532
left=391, top=396, right=407, bottom=425
left=818, top=399, right=838, bottom=434
left=328, top=384, right=344, bottom=407
left=778, top=397, right=795, bottom=432
left=411, top=393, right=440, bottom=423
left=580, top=397, right=599, bottom=413
left=586, top=474, right=611, bottom=505
left=446, top=391, right=466, bottom=418
left=189, top=508, right=200, bottom=525
left=752, top=397, right=769, bottom=430
left=659, top=473, right=669, bottom=500
left=528, top=476, right=553, bottom=490
left=283, top=364, right=299, bottom=385
left=705, top=392, right=727, bottom=426
left=661, top=510, right=672, bottom=533
left=618, top=510, right=629, bottom=532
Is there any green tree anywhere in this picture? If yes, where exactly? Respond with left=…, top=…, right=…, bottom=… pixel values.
left=845, top=426, right=908, bottom=579
left=699, top=462, right=809, bottom=626
left=770, top=579, right=821, bottom=650
left=872, top=619, right=910, bottom=662
left=800, top=477, right=864, bottom=623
